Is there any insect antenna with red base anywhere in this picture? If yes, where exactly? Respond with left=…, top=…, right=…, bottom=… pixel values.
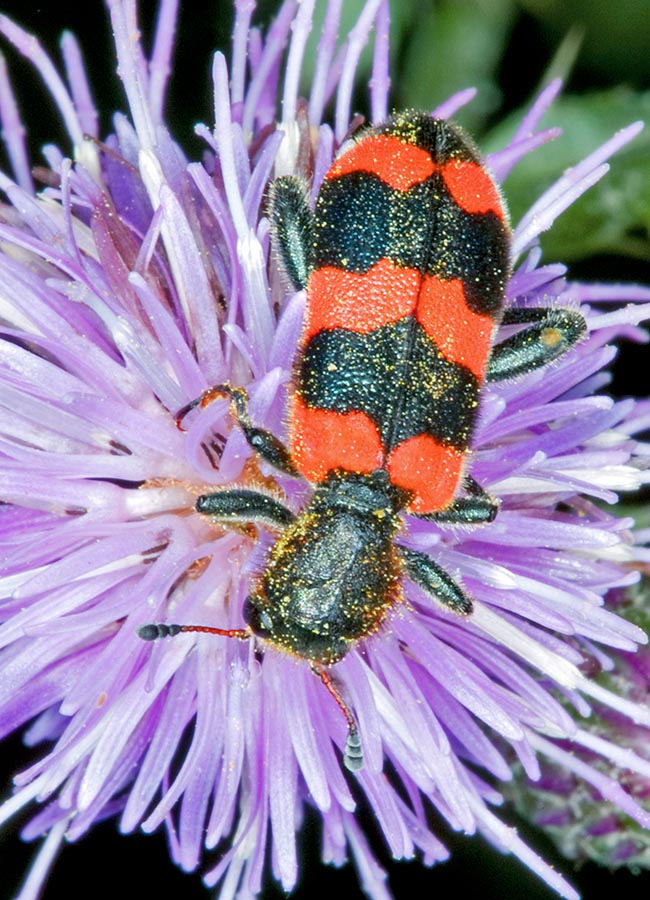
left=137, top=622, right=251, bottom=642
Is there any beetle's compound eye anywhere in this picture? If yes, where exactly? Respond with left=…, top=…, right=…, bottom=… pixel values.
left=242, top=595, right=274, bottom=638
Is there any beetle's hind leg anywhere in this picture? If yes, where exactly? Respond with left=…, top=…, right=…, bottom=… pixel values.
left=269, top=175, right=316, bottom=292
left=487, top=306, right=586, bottom=382
left=414, top=475, right=498, bottom=525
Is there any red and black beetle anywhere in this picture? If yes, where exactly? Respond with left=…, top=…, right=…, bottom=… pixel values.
left=139, top=111, right=586, bottom=771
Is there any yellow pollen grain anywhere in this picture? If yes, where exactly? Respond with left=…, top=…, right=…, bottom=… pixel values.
left=541, top=327, right=563, bottom=348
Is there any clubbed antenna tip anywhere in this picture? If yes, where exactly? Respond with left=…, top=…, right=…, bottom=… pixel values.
left=344, top=728, right=364, bottom=772
left=137, top=623, right=183, bottom=641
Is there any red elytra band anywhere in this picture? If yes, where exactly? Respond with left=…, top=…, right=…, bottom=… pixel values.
left=292, top=399, right=466, bottom=514
left=388, top=436, right=465, bottom=514
left=326, top=133, right=435, bottom=191
left=417, top=276, right=494, bottom=379
left=291, top=399, right=384, bottom=481
left=325, top=134, right=505, bottom=220
left=305, top=260, right=420, bottom=338
left=440, top=158, right=504, bottom=217
left=305, top=264, right=494, bottom=380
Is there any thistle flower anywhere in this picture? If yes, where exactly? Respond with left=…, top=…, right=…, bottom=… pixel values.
left=0, top=2, right=650, bottom=900
left=505, top=576, right=650, bottom=872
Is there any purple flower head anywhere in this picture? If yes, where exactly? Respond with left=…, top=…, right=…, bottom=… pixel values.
left=0, top=2, right=649, bottom=900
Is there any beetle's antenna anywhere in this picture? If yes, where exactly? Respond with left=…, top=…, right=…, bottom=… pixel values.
left=311, top=663, right=364, bottom=772
left=137, top=623, right=251, bottom=641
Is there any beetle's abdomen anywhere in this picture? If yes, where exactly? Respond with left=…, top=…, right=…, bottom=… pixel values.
left=291, top=112, right=511, bottom=514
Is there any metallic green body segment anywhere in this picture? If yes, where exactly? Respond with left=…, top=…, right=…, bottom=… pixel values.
left=243, top=470, right=406, bottom=664
left=300, top=318, right=479, bottom=452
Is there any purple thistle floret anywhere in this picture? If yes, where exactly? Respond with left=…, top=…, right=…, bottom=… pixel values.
left=0, top=2, right=650, bottom=899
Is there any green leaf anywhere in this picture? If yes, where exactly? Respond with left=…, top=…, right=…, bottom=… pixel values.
left=487, top=89, right=650, bottom=261
left=520, top=0, right=650, bottom=84
left=396, top=0, right=517, bottom=132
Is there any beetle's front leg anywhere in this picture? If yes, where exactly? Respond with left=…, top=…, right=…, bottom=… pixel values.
left=176, top=384, right=300, bottom=477
left=196, top=488, right=296, bottom=529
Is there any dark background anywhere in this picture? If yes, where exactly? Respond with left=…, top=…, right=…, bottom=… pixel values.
left=0, top=1, right=649, bottom=899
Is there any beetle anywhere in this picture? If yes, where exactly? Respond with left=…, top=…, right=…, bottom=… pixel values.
left=139, top=110, right=586, bottom=771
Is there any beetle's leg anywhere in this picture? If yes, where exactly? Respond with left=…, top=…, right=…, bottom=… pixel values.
left=399, top=546, right=473, bottom=616
left=413, top=475, right=498, bottom=525
left=196, top=488, right=295, bottom=529
left=176, top=383, right=300, bottom=477
left=269, top=175, right=316, bottom=291
left=487, top=306, right=586, bottom=382
left=311, top=663, right=364, bottom=772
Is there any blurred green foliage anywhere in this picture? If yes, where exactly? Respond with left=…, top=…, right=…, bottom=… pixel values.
left=297, top=0, right=650, bottom=264
left=519, top=0, right=650, bottom=84
left=395, top=0, right=516, bottom=126
left=390, top=0, right=650, bottom=262
left=487, top=90, right=650, bottom=261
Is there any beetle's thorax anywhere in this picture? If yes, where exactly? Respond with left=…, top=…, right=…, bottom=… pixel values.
left=311, top=468, right=410, bottom=519
left=243, top=470, right=405, bottom=663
